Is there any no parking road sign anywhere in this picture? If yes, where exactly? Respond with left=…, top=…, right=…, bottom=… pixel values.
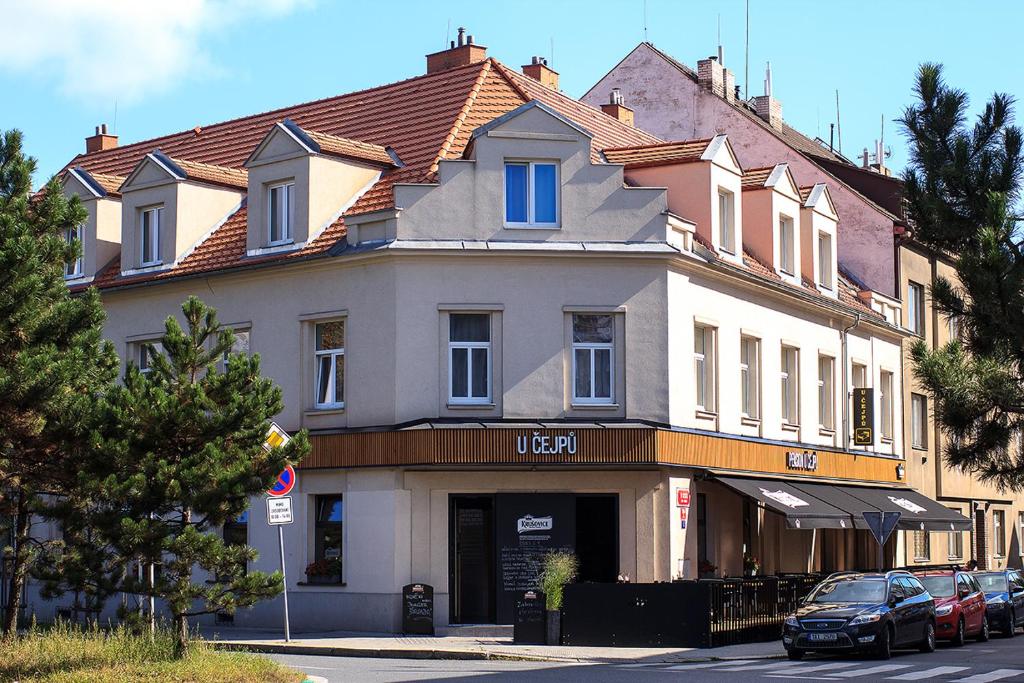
left=268, top=464, right=296, bottom=497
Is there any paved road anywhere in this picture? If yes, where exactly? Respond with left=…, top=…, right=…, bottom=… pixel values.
left=269, top=635, right=1024, bottom=682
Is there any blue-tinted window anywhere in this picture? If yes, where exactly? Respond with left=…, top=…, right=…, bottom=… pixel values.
left=533, top=163, right=557, bottom=223
left=504, top=163, right=528, bottom=223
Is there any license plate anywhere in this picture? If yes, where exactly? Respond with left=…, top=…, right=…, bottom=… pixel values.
left=809, top=632, right=838, bottom=641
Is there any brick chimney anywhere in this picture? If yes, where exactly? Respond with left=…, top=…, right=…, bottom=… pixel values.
left=85, top=123, right=118, bottom=154
left=426, top=27, right=487, bottom=74
left=600, top=89, right=634, bottom=127
left=753, top=95, right=783, bottom=130
left=522, top=56, right=559, bottom=90
left=697, top=56, right=725, bottom=98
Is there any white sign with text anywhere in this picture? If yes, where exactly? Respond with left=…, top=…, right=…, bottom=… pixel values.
left=267, top=496, right=294, bottom=525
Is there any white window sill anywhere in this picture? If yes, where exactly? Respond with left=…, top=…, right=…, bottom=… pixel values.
left=740, top=415, right=761, bottom=427
left=246, top=241, right=305, bottom=257
left=306, top=406, right=345, bottom=417
left=913, top=557, right=931, bottom=563
left=571, top=402, right=620, bottom=410
left=881, top=437, right=895, bottom=445
left=695, top=409, right=718, bottom=420
left=503, top=223, right=561, bottom=230
left=781, top=422, right=801, bottom=433
left=819, top=427, right=836, bottom=437
left=122, top=262, right=170, bottom=277
left=447, top=401, right=496, bottom=409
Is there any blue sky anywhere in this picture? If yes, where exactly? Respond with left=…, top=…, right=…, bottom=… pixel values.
left=3, top=0, right=1022, bottom=186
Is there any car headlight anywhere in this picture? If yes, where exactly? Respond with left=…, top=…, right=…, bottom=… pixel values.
left=935, top=604, right=954, bottom=616
left=849, top=612, right=883, bottom=626
left=784, top=615, right=799, bottom=627
left=987, top=596, right=1006, bottom=605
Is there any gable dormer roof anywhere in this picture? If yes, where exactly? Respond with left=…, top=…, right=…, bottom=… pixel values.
left=65, top=166, right=125, bottom=199
left=468, top=100, right=595, bottom=144
left=119, top=149, right=246, bottom=193
left=603, top=138, right=711, bottom=168
left=801, top=183, right=836, bottom=212
left=741, top=163, right=798, bottom=194
left=245, top=118, right=401, bottom=169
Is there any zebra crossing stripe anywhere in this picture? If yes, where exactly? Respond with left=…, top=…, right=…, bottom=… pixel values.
left=952, top=670, right=1024, bottom=683
left=888, top=667, right=970, bottom=681
left=771, top=661, right=862, bottom=674
left=716, top=661, right=811, bottom=671
left=831, top=665, right=912, bottom=678
left=663, top=660, right=758, bottom=670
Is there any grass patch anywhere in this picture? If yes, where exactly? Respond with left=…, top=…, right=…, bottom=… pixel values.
left=2, top=622, right=305, bottom=683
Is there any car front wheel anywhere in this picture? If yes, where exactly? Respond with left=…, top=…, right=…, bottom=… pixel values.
left=953, top=617, right=966, bottom=646
left=920, top=621, right=937, bottom=653
left=876, top=625, right=894, bottom=660
left=1006, top=609, right=1016, bottom=638
left=977, top=616, right=990, bottom=642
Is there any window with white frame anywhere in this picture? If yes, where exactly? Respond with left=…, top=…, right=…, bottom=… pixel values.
left=949, top=509, right=964, bottom=559
left=911, top=393, right=928, bottom=449
left=1019, top=512, right=1024, bottom=557
left=504, top=161, right=558, bottom=227
left=222, top=329, right=250, bottom=372
left=449, top=314, right=491, bottom=404
left=851, top=362, right=868, bottom=389
left=139, top=206, right=162, bottom=266
left=572, top=314, right=614, bottom=404
left=268, top=182, right=295, bottom=245
left=718, top=189, right=735, bottom=253
left=694, top=324, right=717, bottom=413
left=65, top=224, right=84, bottom=278
left=947, top=314, right=961, bottom=342
left=314, top=320, right=345, bottom=408
left=781, top=346, right=799, bottom=425
left=740, top=336, right=760, bottom=420
left=818, top=355, right=835, bottom=431
left=779, top=216, right=795, bottom=274
left=907, top=281, right=925, bottom=336
left=880, top=370, right=894, bottom=439
left=913, top=530, right=930, bottom=561
left=994, top=510, right=1006, bottom=557
left=138, top=341, right=163, bottom=375
left=817, top=231, right=833, bottom=289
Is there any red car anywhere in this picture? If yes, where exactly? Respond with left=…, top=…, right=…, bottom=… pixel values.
left=914, top=570, right=989, bottom=645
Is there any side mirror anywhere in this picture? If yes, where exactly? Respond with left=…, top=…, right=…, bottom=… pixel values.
left=888, top=596, right=898, bottom=608
left=959, top=588, right=970, bottom=599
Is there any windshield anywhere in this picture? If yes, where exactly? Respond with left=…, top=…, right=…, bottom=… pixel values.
left=918, top=575, right=956, bottom=598
left=976, top=574, right=1009, bottom=593
left=808, top=579, right=887, bottom=604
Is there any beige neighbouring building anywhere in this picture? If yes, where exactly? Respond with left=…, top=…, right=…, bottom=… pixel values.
left=28, top=35, right=971, bottom=633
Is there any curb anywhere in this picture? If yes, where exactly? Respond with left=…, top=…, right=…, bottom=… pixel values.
left=212, top=640, right=786, bottom=664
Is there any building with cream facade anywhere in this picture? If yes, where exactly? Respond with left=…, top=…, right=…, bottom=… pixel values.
left=27, top=36, right=970, bottom=632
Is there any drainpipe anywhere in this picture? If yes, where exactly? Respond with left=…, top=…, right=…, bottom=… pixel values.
left=841, top=313, right=863, bottom=451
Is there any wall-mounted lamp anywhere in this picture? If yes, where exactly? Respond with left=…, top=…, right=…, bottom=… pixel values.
left=896, top=464, right=905, bottom=480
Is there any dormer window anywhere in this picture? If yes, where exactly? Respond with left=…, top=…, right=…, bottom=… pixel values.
left=504, top=161, right=558, bottom=227
left=140, top=206, right=162, bottom=266
left=268, top=181, right=295, bottom=245
left=718, top=189, right=735, bottom=253
left=778, top=215, right=795, bottom=275
left=64, top=224, right=84, bottom=278
left=817, top=231, right=833, bottom=289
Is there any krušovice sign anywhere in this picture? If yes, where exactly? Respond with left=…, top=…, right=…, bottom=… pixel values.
left=853, top=388, right=874, bottom=445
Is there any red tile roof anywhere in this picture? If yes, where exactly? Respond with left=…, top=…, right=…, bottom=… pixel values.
left=741, top=166, right=774, bottom=190
left=68, top=58, right=657, bottom=291
left=169, top=158, right=248, bottom=191
left=302, top=129, right=397, bottom=167
left=89, top=171, right=127, bottom=197
left=602, top=139, right=711, bottom=168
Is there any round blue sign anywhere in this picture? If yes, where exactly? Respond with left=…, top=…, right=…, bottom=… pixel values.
left=268, top=464, right=296, bottom=497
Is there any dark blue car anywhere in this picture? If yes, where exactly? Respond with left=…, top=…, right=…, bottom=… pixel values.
left=974, top=570, right=1024, bottom=636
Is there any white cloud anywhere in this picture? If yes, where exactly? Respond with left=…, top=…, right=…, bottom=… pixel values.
left=0, top=0, right=311, bottom=105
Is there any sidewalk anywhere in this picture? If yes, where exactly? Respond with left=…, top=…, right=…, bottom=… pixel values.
left=202, top=626, right=786, bottom=664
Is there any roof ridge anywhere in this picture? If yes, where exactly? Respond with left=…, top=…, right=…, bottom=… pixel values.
left=489, top=59, right=533, bottom=102
left=62, top=60, right=491, bottom=174
left=604, top=137, right=712, bottom=152
left=430, top=59, right=497, bottom=177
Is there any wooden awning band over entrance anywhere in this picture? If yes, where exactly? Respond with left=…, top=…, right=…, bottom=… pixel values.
left=301, top=426, right=902, bottom=484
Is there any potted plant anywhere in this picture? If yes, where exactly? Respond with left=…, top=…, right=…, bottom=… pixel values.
left=539, top=551, right=578, bottom=645
left=304, top=558, right=342, bottom=584
left=743, top=553, right=761, bottom=578
left=698, top=559, right=718, bottom=579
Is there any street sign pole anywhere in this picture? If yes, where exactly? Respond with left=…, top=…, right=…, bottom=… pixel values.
left=862, top=511, right=902, bottom=572
left=278, top=524, right=291, bottom=642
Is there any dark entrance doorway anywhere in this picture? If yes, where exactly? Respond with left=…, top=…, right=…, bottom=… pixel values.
left=576, top=495, right=618, bottom=583
left=449, top=496, right=495, bottom=624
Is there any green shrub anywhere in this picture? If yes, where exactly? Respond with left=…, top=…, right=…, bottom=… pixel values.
left=540, top=551, right=579, bottom=611
left=0, top=621, right=303, bottom=683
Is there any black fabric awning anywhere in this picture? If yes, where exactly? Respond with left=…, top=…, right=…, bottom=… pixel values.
left=713, top=476, right=854, bottom=529
left=790, top=481, right=882, bottom=530
left=836, top=485, right=973, bottom=531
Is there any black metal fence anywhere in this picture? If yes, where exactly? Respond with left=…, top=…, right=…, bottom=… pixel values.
left=561, top=574, right=822, bottom=648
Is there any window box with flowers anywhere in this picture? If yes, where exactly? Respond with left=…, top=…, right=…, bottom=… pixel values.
left=743, top=553, right=761, bottom=578
left=305, top=558, right=343, bottom=585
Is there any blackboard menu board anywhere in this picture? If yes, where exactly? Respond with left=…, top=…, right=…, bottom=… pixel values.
left=495, top=493, right=575, bottom=623
left=513, top=590, right=546, bottom=644
left=402, top=583, right=434, bottom=635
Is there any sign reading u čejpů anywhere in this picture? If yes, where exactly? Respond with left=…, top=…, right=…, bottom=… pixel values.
left=853, top=388, right=874, bottom=445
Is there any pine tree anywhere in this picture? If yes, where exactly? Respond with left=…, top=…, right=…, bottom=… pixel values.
left=58, top=296, right=309, bottom=653
left=0, top=130, right=118, bottom=637
left=900, top=64, right=1024, bottom=489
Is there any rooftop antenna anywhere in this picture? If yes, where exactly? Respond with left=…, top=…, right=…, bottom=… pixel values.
left=550, top=36, right=554, bottom=66
left=112, top=99, right=118, bottom=134
left=445, top=18, right=450, bottom=48
left=643, top=0, right=648, bottom=42
left=835, top=89, right=843, bottom=154
left=744, top=0, right=750, bottom=100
